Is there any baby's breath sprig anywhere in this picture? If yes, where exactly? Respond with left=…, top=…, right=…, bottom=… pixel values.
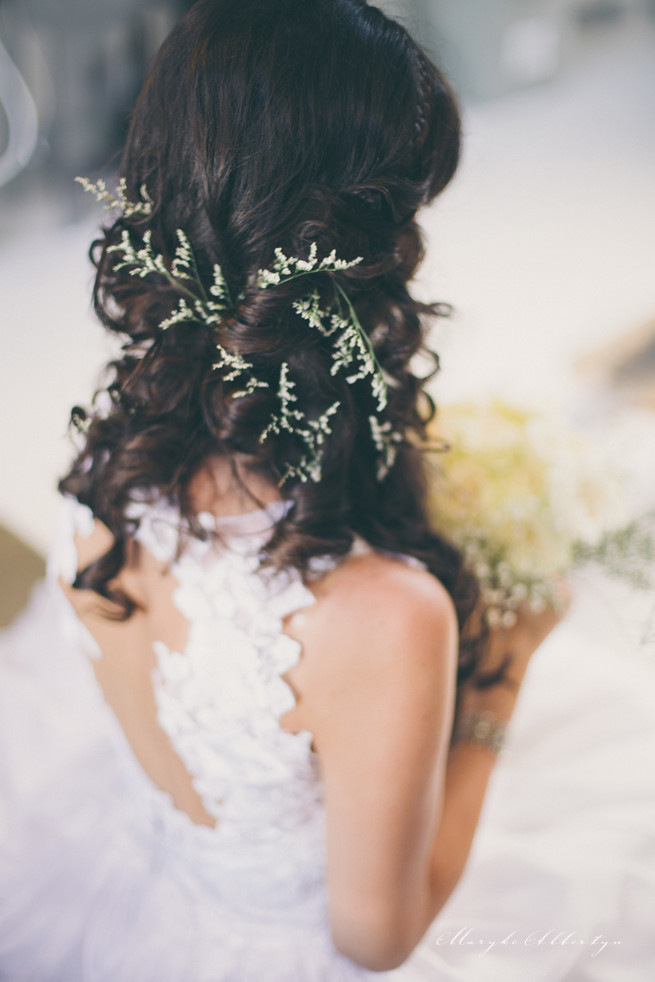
left=292, top=290, right=330, bottom=333
left=245, top=237, right=400, bottom=480
left=75, top=176, right=153, bottom=219
left=369, top=416, right=403, bottom=480
left=260, top=364, right=341, bottom=484
left=290, top=280, right=401, bottom=477
left=78, top=175, right=402, bottom=485
left=332, top=282, right=388, bottom=412
left=573, top=511, right=655, bottom=590
left=108, top=229, right=172, bottom=282
left=293, top=285, right=386, bottom=407
left=107, top=228, right=235, bottom=341
left=213, top=347, right=269, bottom=400
left=292, top=401, right=342, bottom=484
left=255, top=242, right=362, bottom=288
left=256, top=247, right=386, bottom=408
left=259, top=363, right=304, bottom=443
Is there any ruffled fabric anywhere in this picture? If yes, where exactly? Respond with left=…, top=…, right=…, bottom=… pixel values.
left=127, top=498, right=323, bottom=844
left=4, top=495, right=654, bottom=980
left=0, top=496, right=396, bottom=980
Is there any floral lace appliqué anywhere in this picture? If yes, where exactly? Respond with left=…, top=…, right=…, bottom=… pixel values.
left=130, top=500, right=324, bottom=843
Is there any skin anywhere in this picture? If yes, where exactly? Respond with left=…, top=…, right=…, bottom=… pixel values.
left=60, top=457, right=568, bottom=971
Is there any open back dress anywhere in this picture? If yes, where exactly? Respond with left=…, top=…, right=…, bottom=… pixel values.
left=1, top=492, right=654, bottom=981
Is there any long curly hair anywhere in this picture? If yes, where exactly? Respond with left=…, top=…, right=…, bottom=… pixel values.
left=60, top=0, right=489, bottom=685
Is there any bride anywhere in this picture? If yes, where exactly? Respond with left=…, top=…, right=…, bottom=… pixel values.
left=2, top=1, right=652, bottom=979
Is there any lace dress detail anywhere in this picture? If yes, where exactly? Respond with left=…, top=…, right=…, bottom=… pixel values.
left=0, top=493, right=405, bottom=981
left=3, top=495, right=655, bottom=981
left=129, top=498, right=321, bottom=841
left=52, top=495, right=339, bottom=909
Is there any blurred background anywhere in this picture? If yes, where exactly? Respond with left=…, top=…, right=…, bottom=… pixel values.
left=1, top=0, right=654, bottom=625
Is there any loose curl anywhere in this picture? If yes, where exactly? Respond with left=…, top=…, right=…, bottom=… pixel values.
left=60, top=0, right=491, bottom=685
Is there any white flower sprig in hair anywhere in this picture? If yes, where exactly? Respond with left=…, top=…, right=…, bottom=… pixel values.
left=259, top=364, right=342, bottom=484
left=77, top=177, right=402, bottom=484
left=75, top=176, right=154, bottom=220
left=255, top=242, right=360, bottom=285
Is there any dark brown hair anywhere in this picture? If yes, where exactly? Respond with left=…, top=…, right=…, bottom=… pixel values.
left=61, top=0, right=486, bottom=684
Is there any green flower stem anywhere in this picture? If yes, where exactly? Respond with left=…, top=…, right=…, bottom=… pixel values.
left=333, top=280, right=388, bottom=404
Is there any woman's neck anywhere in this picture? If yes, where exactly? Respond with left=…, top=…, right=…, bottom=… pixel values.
left=187, top=455, right=283, bottom=518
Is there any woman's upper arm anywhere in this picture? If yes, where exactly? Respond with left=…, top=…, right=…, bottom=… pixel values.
left=292, top=555, right=458, bottom=969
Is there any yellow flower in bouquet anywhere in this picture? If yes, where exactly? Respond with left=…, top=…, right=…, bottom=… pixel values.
left=424, top=400, right=630, bottom=627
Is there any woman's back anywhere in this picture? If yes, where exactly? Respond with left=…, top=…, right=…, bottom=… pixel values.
left=57, top=452, right=453, bottom=822
left=0, top=455, right=453, bottom=980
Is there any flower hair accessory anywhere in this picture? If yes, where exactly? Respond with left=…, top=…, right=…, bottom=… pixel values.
left=77, top=177, right=402, bottom=484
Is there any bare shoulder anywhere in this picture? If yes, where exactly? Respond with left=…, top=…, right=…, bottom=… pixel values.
left=287, top=549, right=459, bottom=963
left=310, top=550, right=457, bottom=657
left=287, top=550, right=458, bottom=708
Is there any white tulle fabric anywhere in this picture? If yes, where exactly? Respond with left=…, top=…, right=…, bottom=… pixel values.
left=0, top=495, right=389, bottom=981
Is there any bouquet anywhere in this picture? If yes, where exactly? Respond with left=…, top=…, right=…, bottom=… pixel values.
left=424, top=399, right=655, bottom=629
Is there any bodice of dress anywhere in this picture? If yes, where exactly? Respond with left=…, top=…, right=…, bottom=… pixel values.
left=6, top=494, right=654, bottom=982
left=47, top=493, right=333, bottom=914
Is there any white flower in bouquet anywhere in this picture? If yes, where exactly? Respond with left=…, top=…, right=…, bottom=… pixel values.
left=424, top=400, right=639, bottom=628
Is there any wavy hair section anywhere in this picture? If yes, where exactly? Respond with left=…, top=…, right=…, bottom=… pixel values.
left=61, top=0, right=487, bottom=683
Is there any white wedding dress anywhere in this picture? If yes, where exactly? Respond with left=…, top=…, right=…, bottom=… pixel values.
left=1, top=494, right=654, bottom=981
left=0, top=495, right=393, bottom=981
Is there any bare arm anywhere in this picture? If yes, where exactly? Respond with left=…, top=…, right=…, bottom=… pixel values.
left=423, top=596, right=569, bottom=922
left=291, top=556, right=567, bottom=971
left=289, top=553, right=458, bottom=970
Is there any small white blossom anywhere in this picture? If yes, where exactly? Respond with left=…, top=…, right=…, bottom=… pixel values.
left=76, top=176, right=153, bottom=218
left=210, top=264, right=231, bottom=308
left=160, top=298, right=195, bottom=331
left=292, top=291, right=329, bottom=333
left=279, top=399, right=341, bottom=485
left=170, top=229, right=197, bottom=281
left=368, top=416, right=402, bottom=479
left=255, top=241, right=361, bottom=290
left=257, top=269, right=281, bottom=287
left=213, top=347, right=269, bottom=399
left=107, top=228, right=170, bottom=280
